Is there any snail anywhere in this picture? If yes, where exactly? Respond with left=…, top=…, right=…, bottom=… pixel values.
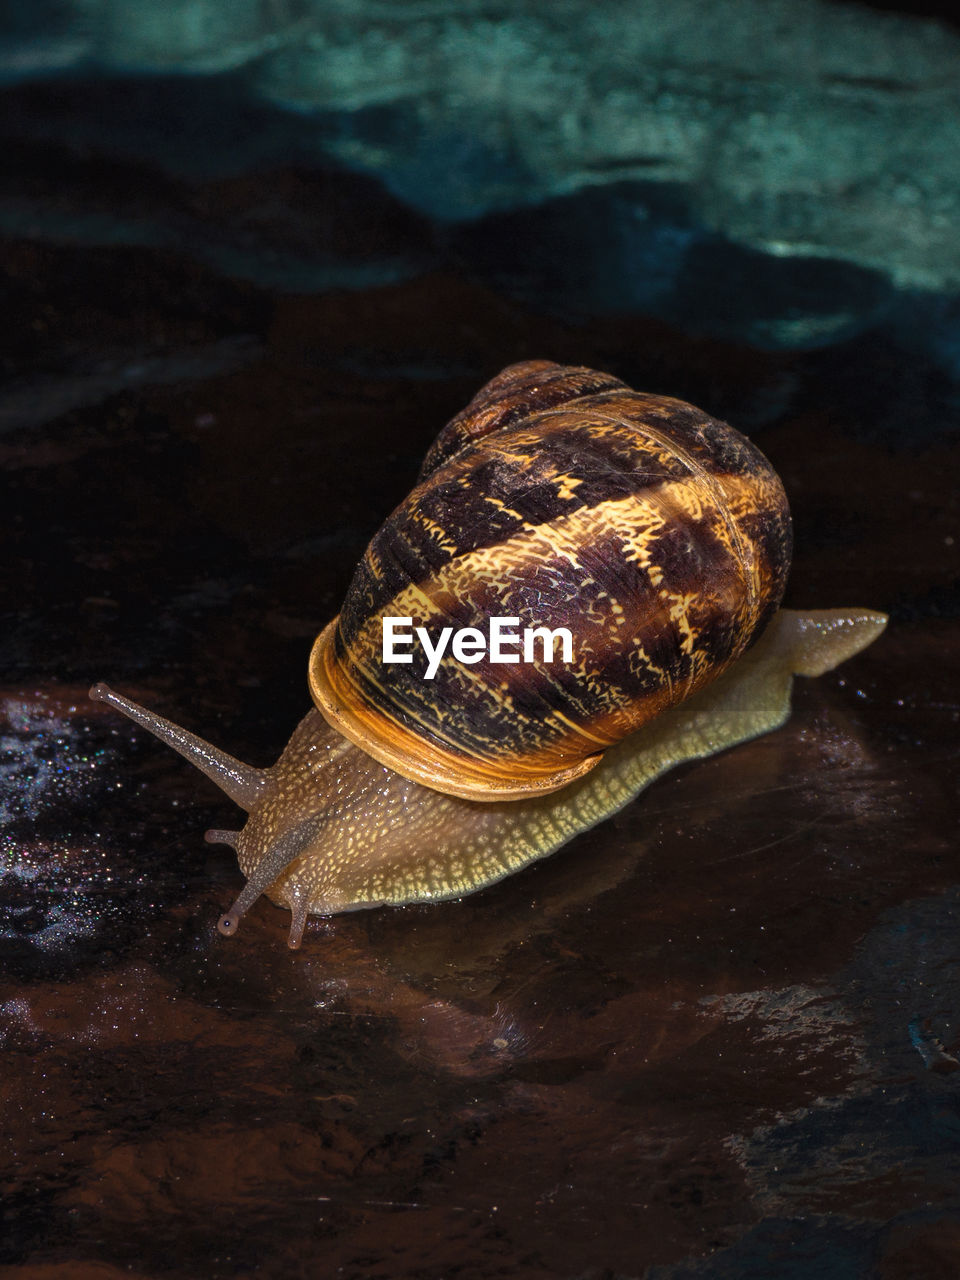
left=90, top=361, right=887, bottom=948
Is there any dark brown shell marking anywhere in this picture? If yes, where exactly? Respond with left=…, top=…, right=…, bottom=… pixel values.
left=309, top=361, right=792, bottom=799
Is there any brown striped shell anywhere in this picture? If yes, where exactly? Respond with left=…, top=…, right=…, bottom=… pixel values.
left=308, top=360, right=792, bottom=801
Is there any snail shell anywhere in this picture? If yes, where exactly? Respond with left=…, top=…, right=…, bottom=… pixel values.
left=309, top=360, right=791, bottom=799
left=90, top=361, right=886, bottom=947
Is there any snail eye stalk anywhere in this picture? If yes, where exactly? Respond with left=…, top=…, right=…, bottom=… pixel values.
left=89, top=683, right=267, bottom=810
left=215, top=815, right=326, bottom=943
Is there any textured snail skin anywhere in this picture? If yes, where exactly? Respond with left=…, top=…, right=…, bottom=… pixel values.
left=89, top=607, right=885, bottom=947
left=89, top=362, right=887, bottom=948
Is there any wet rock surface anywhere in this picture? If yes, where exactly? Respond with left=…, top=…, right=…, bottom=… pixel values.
left=1, top=29, right=960, bottom=1280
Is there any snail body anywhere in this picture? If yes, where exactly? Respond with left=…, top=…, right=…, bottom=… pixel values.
left=91, top=362, right=886, bottom=948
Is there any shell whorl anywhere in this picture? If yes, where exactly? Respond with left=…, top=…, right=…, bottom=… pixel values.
left=308, top=361, right=792, bottom=800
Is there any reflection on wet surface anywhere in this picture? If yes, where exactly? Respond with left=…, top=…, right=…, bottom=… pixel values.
left=2, top=69, right=960, bottom=1280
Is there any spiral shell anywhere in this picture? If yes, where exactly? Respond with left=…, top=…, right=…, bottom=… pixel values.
left=309, top=360, right=792, bottom=800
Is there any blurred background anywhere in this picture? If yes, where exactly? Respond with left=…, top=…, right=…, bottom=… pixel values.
left=2, top=2, right=959, bottom=1277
